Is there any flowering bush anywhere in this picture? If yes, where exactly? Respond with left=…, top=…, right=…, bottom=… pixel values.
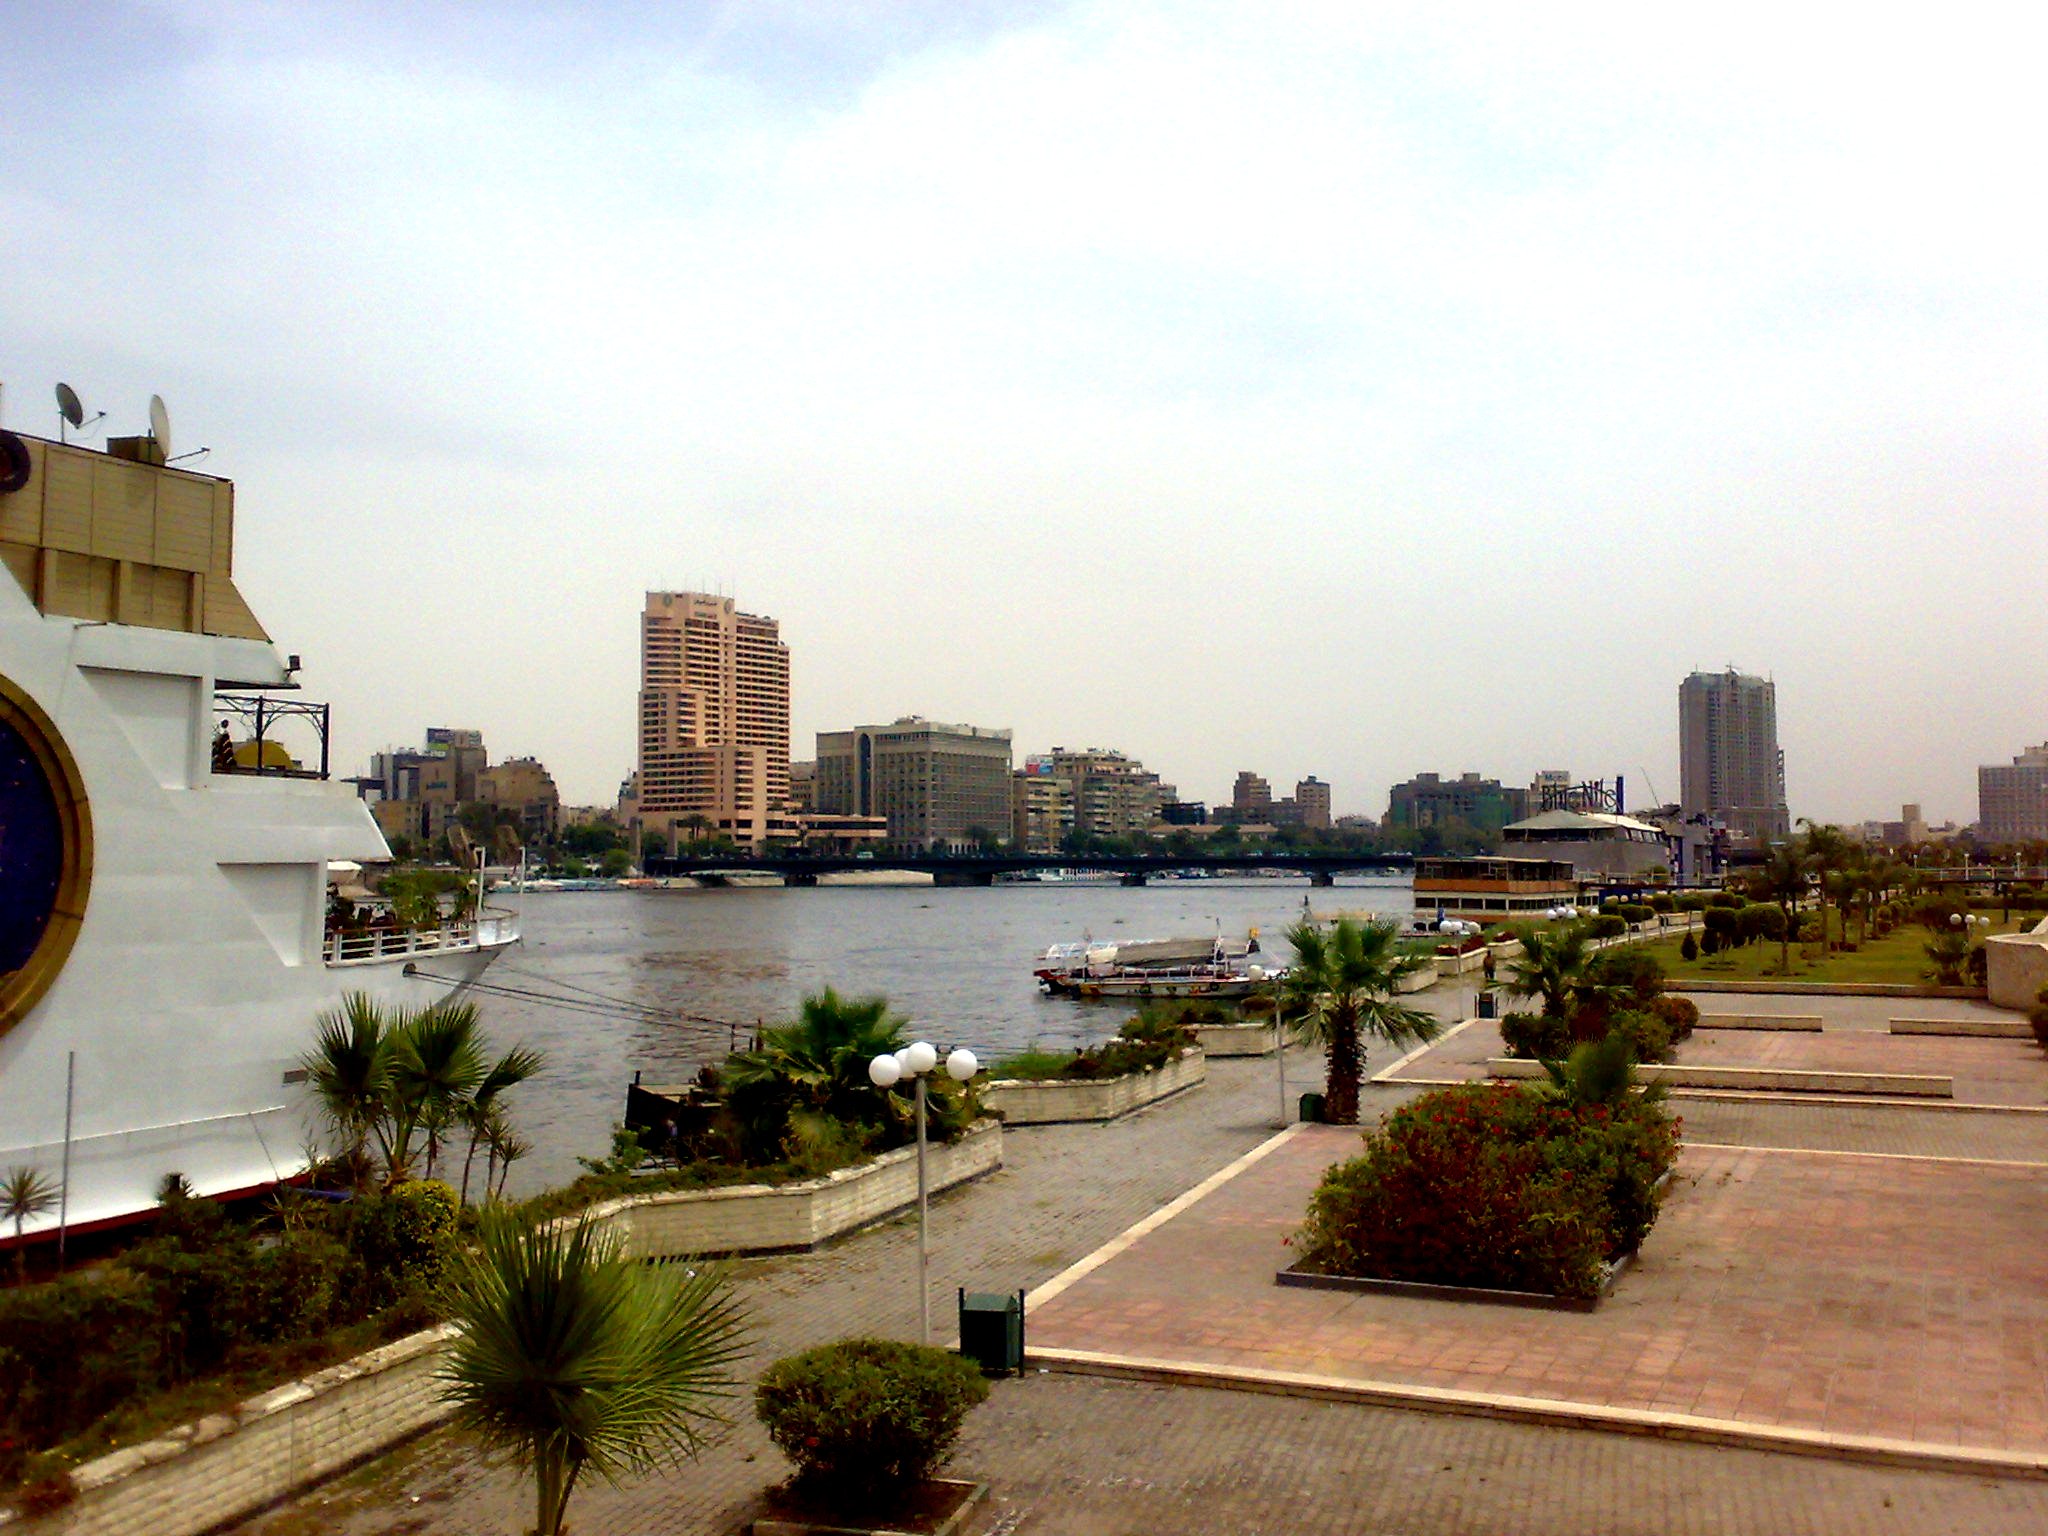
left=1293, top=1083, right=1679, bottom=1300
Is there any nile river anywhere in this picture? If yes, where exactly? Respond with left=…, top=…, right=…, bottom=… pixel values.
left=481, top=875, right=1414, bottom=1192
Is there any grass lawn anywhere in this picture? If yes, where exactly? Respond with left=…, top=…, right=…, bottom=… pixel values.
left=1640, top=910, right=2021, bottom=986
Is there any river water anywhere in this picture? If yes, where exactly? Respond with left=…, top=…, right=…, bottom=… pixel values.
left=480, top=875, right=1416, bottom=1193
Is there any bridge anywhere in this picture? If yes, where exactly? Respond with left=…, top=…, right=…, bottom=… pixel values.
left=641, top=849, right=1418, bottom=887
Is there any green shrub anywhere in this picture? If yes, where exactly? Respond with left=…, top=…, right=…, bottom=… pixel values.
left=1498, top=1012, right=1572, bottom=1059
left=1701, top=907, right=1737, bottom=942
left=1292, top=1083, right=1678, bottom=1301
left=1680, top=933, right=1698, bottom=962
left=1673, top=893, right=1707, bottom=912
left=756, top=1338, right=990, bottom=1499
left=1705, top=891, right=1743, bottom=909
left=1700, top=928, right=1722, bottom=956
left=1966, top=946, right=1989, bottom=986
left=1613, top=902, right=1654, bottom=925
left=1651, top=994, right=1699, bottom=1044
left=2030, top=984, right=2048, bottom=1050
left=1649, top=894, right=1675, bottom=914
left=1608, top=1010, right=1674, bottom=1064
left=1738, top=903, right=1787, bottom=944
left=1797, top=915, right=1823, bottom=943
left=1587, top=914, right=1626, bottom=940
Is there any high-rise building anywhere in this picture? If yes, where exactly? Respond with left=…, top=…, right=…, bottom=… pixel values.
left=1385, top=772, right=1527, bottom=836
left=1295, top=776, right=1332, bottom=830
left=1979, top=744, right=2048, bottom=843
left=1231, top=771, right=1272, bottom=817
left=815, top=717, right=1013, bottom=851
left=1045, top=747, right=1175, bottom=840
left=637, top=591, right=790, bottom=849
left=1678, top=669, right=1789, bottom=844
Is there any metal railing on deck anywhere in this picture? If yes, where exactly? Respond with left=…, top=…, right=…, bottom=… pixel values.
left=324, top=909, right=519, bottom=966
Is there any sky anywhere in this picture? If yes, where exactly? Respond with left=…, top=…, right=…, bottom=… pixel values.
left=5, top=1, right=2047, bottom=825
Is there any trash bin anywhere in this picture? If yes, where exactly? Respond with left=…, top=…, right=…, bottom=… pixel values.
left=1297, top=1091, right=1326, bottom=1124
left=958, top=1289, right=1025, bottom=1376
left=1477, top=989, right=1498, bottom=1020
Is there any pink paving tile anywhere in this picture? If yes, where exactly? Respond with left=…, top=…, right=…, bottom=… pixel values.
left=1028, top=1124, right=2048, bottom=1456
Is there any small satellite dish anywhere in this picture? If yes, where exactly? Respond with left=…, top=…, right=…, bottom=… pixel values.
left=148, top=394, right=171, bottom=458
left=55, top=383, right=84, bottom=428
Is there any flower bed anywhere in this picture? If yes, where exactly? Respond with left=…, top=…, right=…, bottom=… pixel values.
left=1289, top=1083, right=1679, bottom=1302
left=983, top=1049, right=1206, bottom=1126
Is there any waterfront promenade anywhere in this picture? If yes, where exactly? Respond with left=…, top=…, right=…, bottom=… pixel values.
left=231, top=995, right=2048, bottom=1536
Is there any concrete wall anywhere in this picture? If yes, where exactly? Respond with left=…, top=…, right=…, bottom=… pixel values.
left=584, top=1118, right=1003, bottom=1259
left=3, top=1326, right=457, bottom=1536
left=1192, top=1022, right=1276, bottom=1057
left=985, top=1048, right=1206, bottom=1125
left=1986, top=931, right=2048, bottom=1012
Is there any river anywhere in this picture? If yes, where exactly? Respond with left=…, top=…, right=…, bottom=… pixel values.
left=477, top=875, right=1416, bottom=1192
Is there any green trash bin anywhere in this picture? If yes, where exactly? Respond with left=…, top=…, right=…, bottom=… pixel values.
left=1298, top=1091, right=1325, bottom=1124
left=958, top=1289, right=1025, bottom=1376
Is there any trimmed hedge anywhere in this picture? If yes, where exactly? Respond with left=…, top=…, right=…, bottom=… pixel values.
left=1293, top=1084, right=1679, bottom=1301
left=1500, top=1011, right=1572, bottom=1059
left=756, top=1338, right=990, bottom=1499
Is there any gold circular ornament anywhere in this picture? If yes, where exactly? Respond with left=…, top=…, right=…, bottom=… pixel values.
left=0, top=673, right=92, bottom=1038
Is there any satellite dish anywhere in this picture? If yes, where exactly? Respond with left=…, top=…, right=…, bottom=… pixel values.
left=148, top=394, right=171, bottom=457
left=55, top=383, right=84, bottom=428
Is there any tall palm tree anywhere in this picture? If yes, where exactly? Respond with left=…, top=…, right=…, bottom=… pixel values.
left=3, top=1166, right=61, bottom=1282
left=1503, top=925, right=1591, bottom=1019
left=1754, top=840, right=1809, bottom=974
left=1281, top=917, right=1438, bottom=1126
left=303, top=993, right=399, bottom=1183
left=439, top=1210, right=749, bottom=1536
left=1799, top=819, right=1854, bottom=952
left=461, top=1044, right=546, bottom=1204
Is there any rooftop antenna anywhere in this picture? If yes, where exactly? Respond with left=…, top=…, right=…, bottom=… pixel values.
left=147, top=394, right=172, bottom=459
left=55, top=383, right=104, bottom=444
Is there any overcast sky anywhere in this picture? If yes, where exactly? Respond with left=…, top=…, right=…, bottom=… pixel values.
left=7, top=2, right=2046, bottom=824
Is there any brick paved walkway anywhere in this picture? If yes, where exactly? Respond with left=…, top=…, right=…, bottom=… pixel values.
left=228, top=1014, right=2048, bottom=1536
left=1029, top=1127, right=2048, bottom=1458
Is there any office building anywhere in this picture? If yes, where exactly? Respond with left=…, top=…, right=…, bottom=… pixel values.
left=1014, top=758, right=1076, bottom=853
left=1295, top=776, right=1332, bottom=830
left=1980, top=745, right=2048, bottom=843
left=1679, top=669, right=1789, bottom=844
left=637, top=591, right=790, bottom=850
left=815, top=717, right=1014, bottom=852
left=1385, top=772, right=1527, bottom=836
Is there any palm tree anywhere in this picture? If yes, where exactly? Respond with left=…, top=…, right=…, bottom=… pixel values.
left=460, top=1044, right=546, bottom=1204
left=722, top=990, right=908, bottom=1146
left=1280, top=917, right=1438, bottom=1126
left=1800, top=819, right=1854, bottom=952
left=303, top=993, right=399, bottom=1184
left=1503, top=925, right=1591, bottom=1019
left=386, top=1000, right=489, bottom=1182
left=3, top=1166, right=60, bottom=1282
left=439, top=1210, right=749, bottom=1536
left=1538, top=1033, right=1661, bottom=1110
left=1754, top=840, right=1809, bottom=974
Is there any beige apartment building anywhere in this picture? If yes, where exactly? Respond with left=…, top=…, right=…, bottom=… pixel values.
left=638, top=591, right=790, bottom=850
left=476, top=756, right=561, bottom=842
left=1045, top=747, right=1175, bottom=840
left=1296, top=775, right=1332, bottom=830
left=815, top=717, right=1013, bottom=852
left=1980, top=745, right=2048, bottom=843
left=1013, top=762, right=1075, bottom=853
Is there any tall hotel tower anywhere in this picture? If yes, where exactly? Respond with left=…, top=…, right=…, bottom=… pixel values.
left=637, top=591, right=790, bottom=850
left=1678, top=668, right=1790, bottom=845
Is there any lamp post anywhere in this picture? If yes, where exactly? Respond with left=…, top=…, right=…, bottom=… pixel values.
left=869, top=1041, right=979, bottom=1345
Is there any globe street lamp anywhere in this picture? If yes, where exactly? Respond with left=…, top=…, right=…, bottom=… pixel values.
left=869, top=1041, right=979, bottom=1345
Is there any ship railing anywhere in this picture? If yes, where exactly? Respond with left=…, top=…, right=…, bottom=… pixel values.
left=324, top=906, right=520, bottom=966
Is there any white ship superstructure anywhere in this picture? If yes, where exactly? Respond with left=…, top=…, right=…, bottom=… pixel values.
left=0, top=412, right=515, bottom=1236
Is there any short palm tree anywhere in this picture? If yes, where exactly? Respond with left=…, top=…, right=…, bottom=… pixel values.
left=722, top=990, right=908, bottom=1144
left=1800, top=819, right=1854, bottom=951
left=382, top=1000, right=489, bottom=1182
left=1504, top=925, right=1591, bottom=1019
left=1539, top=1032, right=1661, bottom=1110
left=1281, top=917, right=1439, bottom=1125
left=3, top=1166, right=60, bottom=1282
left=460, top=1044, right=546, bottom=1204
left=439, top=1210, right=749, bottom=1536
left=304, top=993, right=399, bottom=1183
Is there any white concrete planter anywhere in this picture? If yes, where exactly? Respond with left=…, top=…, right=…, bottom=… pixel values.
left=580, top=1118, right=1004, bottom=1259
left=1192, top=1021, right=1278, bottom=1057
left=984, top=1048, right=1206, bottom=1126
left=1, top=1326, right=458, bottom=1536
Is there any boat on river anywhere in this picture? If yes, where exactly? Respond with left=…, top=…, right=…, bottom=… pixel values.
left=1033, top=931, right=1269, bottom=1000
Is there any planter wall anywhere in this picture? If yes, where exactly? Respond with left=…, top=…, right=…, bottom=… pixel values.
left=984, top=1048, right=1206, bottom=1126
left=2, top=1126, right=1010, bottom=1536
left=1, top=1326, right=457, bottom=1536
left=585, top=1119, right=1004, bottom=1259
left=1192, top=1021, right=1277, bottom=1057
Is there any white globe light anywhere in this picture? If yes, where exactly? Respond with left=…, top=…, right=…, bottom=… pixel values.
left=946, top=1048, right=978, bottom=1082
left=1246, top=964, right=1265, bottom=981
left=1950, top=913, right=1964, bottom=927
left=894, top=1047, right=913, bottom=1070
left=868, top=1053, right=902, bottom=1088
left=904, top=1040, right=938, bottom=1076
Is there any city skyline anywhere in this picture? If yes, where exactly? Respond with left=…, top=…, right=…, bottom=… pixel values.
left=7, top=5, right=2047, bottom=824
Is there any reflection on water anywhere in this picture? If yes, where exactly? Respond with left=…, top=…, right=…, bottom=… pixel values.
left=481, top=877, right=1413, bottom=1193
